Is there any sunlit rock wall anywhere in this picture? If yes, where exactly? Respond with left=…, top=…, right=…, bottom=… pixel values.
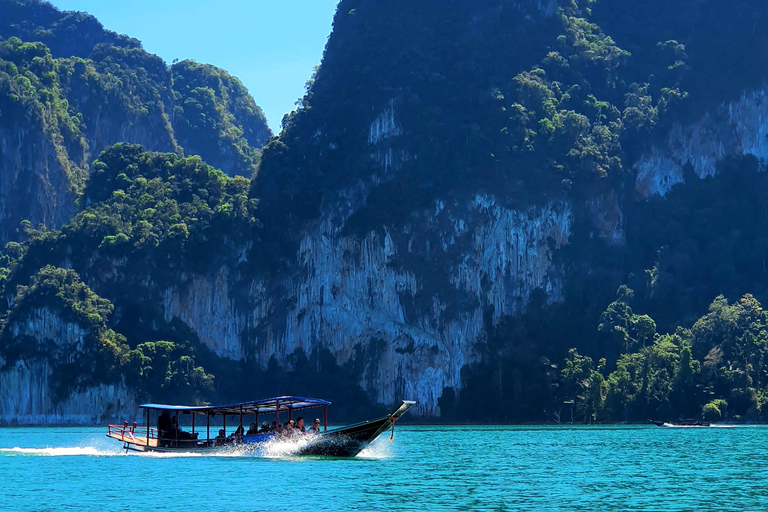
left=162, top=266, right=247, bottom=361
left=155, top=97, right=575, bottom=416
left=154, top=191, right=572, bottom=416
left=240, top=195, right=572, bottom=416
left=0, top=360, right=136, bottom=425
left=635, top=86, right=768, bottom=197
left=0, top=307, right=137, bottom=425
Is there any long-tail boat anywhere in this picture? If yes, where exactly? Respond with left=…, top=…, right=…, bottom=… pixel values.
left=650, top=419, right=711, bottom=427
left=106, top=396, right=415, bottom=457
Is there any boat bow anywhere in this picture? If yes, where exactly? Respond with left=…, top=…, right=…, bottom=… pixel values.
left=297, top=400, right=416, bottom=457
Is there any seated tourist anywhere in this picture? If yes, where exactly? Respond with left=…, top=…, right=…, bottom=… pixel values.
left=308, top=418, right=321, bottom=434
left=259, top=422, right=271, bottom=434
left=172, top=415, right=195, bottom=440
left=157, top=410, right=174, bottom=437
left=229, top=426, right=245, bottom=442
left=215, top=429, right=227, bottom=446
left=295, top=417, right=306, bottom=434
left=245, top=423, right=259, bottom=436
left=282, top=420, right=295, bottom=437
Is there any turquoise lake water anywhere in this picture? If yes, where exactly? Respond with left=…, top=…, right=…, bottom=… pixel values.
left=1, top=425, right=767, bottom=511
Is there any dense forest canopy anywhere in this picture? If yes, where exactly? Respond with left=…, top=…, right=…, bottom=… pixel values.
left=0, top=0, right=272, bottom=237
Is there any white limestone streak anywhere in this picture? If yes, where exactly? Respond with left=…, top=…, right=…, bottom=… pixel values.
left=454, top=196, right=572, bottom=324
left=9, top=308, right=88, bottom=352
left=368, top=100, right=402, bottom=144
left=504, top=0, right=561, bottom=18
left=162, top=267, right=245, bottom=360
left=243, top=195, right=572, bottom=415
left=369, top=100, right=405, bottom=171
left=636, top=86, right=768, bottom=197
left=272, top=218, right=465, bottom=416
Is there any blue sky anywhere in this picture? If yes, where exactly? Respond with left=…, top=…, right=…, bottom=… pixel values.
left=48, top=0, right=340, bottom=132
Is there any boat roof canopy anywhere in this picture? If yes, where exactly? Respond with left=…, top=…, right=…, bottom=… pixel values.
left=139, top=396, right=331, bottom=415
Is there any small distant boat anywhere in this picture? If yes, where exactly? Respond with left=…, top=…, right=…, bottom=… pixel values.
left=650, top=419, right=711, bottom=427
left=107, top=396, right=415, bottom=457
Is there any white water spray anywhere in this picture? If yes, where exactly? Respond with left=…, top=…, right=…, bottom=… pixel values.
left=0, top=446, right=124, bottom=456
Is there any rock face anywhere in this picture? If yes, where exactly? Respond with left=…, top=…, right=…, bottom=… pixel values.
left=151, top=81, right=576, bottom=415
left=0, top=121, right=79, bottom=241
left=160, top=91, right=574, bottom=415
left=163, top=267, right=246, bottom=361
left=163, top=187, right=572, bottom=416
left=0, top=307, right=137, bottom=425
left=263, top=196, right=571, bottom=415
left=5, top=0, right=768, bottom=424
left=635, top=86, right=768, bottom=197
left=0, top=360, right=135, bottom=425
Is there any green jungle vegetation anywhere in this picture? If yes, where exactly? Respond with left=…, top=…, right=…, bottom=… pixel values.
left=0, top=143, right=257, bottom=404
left=257, top=0, right=766, bottom=244
left=1, top=0, right=768, bottom=422
left=441, top=155, right=768, bottom=423
left=0, top=144, right=385, bottom=418
left=254, top=0, right=768, bottom=422
left=172, top=60, right=268, bottom=178
left=441, top=287, right=768, bottom=424
left=0, top=0, right=270, bottom=192
left=0, top=265, right=214, bottom=404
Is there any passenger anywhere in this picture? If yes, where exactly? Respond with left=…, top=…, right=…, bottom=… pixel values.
left=282, top=420, right=295, bottom=437
left=259, top=422, right=270, bottom=434
left=245, top=423, right=259, bottom=436
left=308, top=418, right=321, bottom=434
left=295, top=417, right=306, bottom=434
left=172, top=414, right=194, bottom=440
left=157, top=410, right=173, bottom=437
left=215, top=428, right=227, bottom=446
left=269, top=421, right=279, bottom=433
left=229, top=425, right=245, bottom=440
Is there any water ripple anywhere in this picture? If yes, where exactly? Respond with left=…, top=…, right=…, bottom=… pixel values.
left=1, top=425, right=767, bottom=511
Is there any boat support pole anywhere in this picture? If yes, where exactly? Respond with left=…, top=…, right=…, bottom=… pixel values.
left=389, top=415, right=399, bottom=441
left=324, top=405, right=328, bottom=432
left=207, top=413, right=210, bottom=447
left=146, top=408, right=150, bottom=446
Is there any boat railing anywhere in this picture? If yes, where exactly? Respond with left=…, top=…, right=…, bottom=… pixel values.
left=108, top=421, right=157, bottom=442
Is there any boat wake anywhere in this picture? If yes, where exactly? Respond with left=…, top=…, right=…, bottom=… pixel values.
left=357, top=438, right=392, bottom=459
left=0, top=439, right=393, bottom=459
left=1, top=432, right=396, bottom=459
left=255, top=437, right=314, bottom=458
left=223, top=435, right=394, bottom=459
left=0, top=446, right=124, bottom=457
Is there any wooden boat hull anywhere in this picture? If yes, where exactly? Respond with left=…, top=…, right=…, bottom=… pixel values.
left=297, top=400, right=416, bottom=457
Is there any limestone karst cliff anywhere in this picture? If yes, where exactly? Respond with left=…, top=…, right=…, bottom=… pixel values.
left=3, top=0, right=768, bottom=423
